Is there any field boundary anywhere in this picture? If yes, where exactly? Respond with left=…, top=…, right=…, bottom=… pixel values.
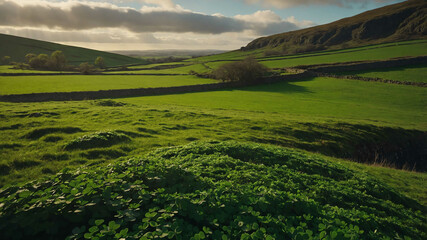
left=296, top=55, right=427, bottom=72
left=314, top=72, right=426, bottom=87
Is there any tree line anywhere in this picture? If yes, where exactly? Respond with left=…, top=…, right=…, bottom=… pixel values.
left=1, top=51, right=106, bottom=74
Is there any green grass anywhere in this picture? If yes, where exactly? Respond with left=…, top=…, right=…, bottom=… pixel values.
left=337, top=64, right=427, bottom=83
left=0, top=141, right=425, bottom=240
left=1, top=39, right=427, bottom=239
left=107, top=63, right=210, bottom=75
left=0, top=65, right=70, bottom=74
left=259, top=41, right=427, bottom=68
left=123, top=77, right=427, bottom=130
left=190, top=40, right=427, bottom=64
left=0, top=33, right=146, bottom=67
left=0, top=76, right=426, bottom=205
left=126, top=62, right=189, bottom=69
left=0, top=75, right=217, bottom=94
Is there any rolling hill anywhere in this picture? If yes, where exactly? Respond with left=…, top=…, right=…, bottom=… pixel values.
left=242, top=0, right=426, bottom=53
left=0, top=33, right=146, bottom=67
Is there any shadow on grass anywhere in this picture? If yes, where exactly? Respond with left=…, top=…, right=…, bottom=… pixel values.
left=240, top=79, right=313, bottom=94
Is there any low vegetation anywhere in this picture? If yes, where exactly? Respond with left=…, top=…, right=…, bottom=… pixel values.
left=64, top=131, right=131, bottom=150
left=0, top=141, right=425, bottom=240
left=213, top=57, right=269, bottom=82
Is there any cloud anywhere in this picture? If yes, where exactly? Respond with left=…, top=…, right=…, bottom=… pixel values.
left=0, top=0, right=302, bottom=35
left=0, top=27, right=160, bottom=43
left=235, top=10, right=313, bottom=35
left=140, top=0, right=175, bottom=8
left=243, top=0, right=396, bottom=9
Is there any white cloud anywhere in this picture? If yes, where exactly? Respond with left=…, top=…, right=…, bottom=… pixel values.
left=243, top=0, right=396, bottom=9
left=0, top=0, right=315, bottom=50
left=0, top=0, right=305, bottom=35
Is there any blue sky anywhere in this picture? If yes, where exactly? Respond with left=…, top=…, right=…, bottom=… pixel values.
left=0, top=0, right=405, bottom=51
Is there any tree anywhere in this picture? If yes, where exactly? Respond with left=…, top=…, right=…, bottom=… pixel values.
left=79, top=62, right=95, bottom=74
left=50, top=51, right=67, bottom=70
left=213, top=57, right=269, bottom=83
left=94, top=56, right=105, bottom=69
left=1, top=56, right=11, bottom=65
left=25, top=53, right=36, bottom=64
left=29, top=54, right=49, bottom=69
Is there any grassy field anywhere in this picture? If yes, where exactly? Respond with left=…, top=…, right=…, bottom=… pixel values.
left=259, top=41, right=427, bottom=68
left=0, top=75, right=217, bottom=94
left=124, top=77, right=427, bottom=129
left=0, top=65, right=70, bottom=74
left=0, top=98, right=426, bottom=205
left=1, top=39, right=427, bottom=239
left=336, top=64, right=427, bottom=83
left=193, top=40, right=427, bottom=63
left=107, top=63, right=210, bottom=75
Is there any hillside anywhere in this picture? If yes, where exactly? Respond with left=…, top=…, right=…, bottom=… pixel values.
left=0, top=34, right=146, bottom=67
left=242, top=0, right=426, bottom=53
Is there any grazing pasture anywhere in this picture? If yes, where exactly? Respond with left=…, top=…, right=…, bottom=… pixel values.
left=0, top=39, right=426, bottom=240
left=0, top=75, right=217, bottom=94
left=335, top=64, right=427, bottom=83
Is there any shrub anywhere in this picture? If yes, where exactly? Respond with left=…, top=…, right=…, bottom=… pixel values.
left=64, top=131, right=131, bottom=150
left=212, top=57, right=269, bottom=82
left=79, top=62, right=96, bottom=74
left=1, top=56, right=11, bottom=65
left=94, top=56, right=105, bottom=69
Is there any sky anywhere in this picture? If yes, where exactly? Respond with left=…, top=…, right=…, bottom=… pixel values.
left=0, top=0, right=405, bottom=51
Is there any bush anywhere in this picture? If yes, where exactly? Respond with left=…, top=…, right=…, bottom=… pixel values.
left=212, top=57, right=269, bottom=82
left=1, top=56, right=11, bottom=65
left=79, top=62, right=96, bottom=74
left=94, top=56, right=105, bottom=69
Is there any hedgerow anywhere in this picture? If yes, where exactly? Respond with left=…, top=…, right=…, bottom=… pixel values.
left=0, top=141, right=425, bottom=240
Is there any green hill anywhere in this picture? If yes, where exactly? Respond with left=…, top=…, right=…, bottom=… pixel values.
left=242, top=0, right=426, bottom=54
left=0, top=141, right=425, bottom=240
left=0, top=33, right=146, bottom=67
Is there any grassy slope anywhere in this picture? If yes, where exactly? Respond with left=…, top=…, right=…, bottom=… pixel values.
left=0, top=33, right=146, bottom=67
left=259, top=41, right=427, bottom=68
left=336, top=64, right=427, bottom=83
left=0, top=75, right=217, bottom=94
left=124, top=77, right=427, bottom=130
left=192, top=40, right=427, bottom=63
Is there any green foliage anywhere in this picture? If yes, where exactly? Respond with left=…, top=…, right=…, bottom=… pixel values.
left=79, top=62, right=96, bottom=75
left=50, top=50, right=67, bottom=70
left=94, top=56, right=105, bottom=69
left=213, top=57, right=269, bottom=82
left=64, top=131, right=131, bottom=150
left=1, top=56, right=11, bottom=65
left=0, top=141, right=425, bottom=240
left=28, top=53, right=49, bottom=69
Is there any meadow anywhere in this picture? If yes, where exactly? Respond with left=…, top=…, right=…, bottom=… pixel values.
left=0, top=39, right=426, bottom=239
left=0, top=75, right=217, bottom=94
left=335, top=64, right=427, bottom=83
